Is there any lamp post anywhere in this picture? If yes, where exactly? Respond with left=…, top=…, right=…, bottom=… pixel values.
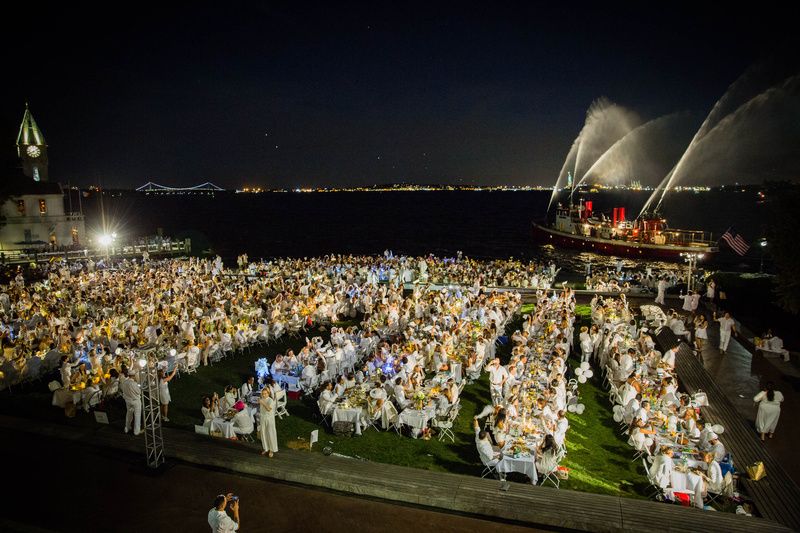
left=759, top=239, right=768, bottom=273
left=680, top=252, right=704, bottom=292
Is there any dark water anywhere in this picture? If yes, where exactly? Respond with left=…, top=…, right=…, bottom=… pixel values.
left=80, top=190, right=768, bottom=273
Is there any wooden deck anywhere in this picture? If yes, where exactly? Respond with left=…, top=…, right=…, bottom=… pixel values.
left=654, top=329, right=800, bottom=531
left=0, top=414, right=792, bottom=533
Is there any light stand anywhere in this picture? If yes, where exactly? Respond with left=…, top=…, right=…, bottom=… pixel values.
left=680, top=252, right=704, bottom=293
left=138, top=351, right=165, bottom=469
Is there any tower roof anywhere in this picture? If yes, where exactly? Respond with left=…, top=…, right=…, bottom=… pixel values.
left=16, top=103, right=46, bottom=146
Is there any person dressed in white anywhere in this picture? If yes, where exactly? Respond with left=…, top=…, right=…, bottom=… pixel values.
left=393, top=378, right=409, bottom=410
left=487, top=358, right=508, bottom=405
left=753, top=382, right=784, bottom=441
left=661, top=346, right=678, bottom=370
left=318, top=381, right=337, bottom=416
left=159, top=366, right=179, bottom=422
left=648, top=446, right=674, bottom=489
left=701, top=451, right=725, bottom=502
left=240, top=376, right=255, bottom=399
left=714, top=311, right=737, bottom=354
left=473, top=417, right=501, bottom=469
left=121, top=370, right=142, bottom=435
left=578, top=326, right=593, bottom=363
left=208, top=494, right=240, bottom=533
left=258, top=388, right=278, bottom=457
left=231, top=401, right=254, bottom=439
left=655, top=278, right=667, bottom=306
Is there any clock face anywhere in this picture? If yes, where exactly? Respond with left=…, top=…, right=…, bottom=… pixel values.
left=26, top=145, right=41, bottom=158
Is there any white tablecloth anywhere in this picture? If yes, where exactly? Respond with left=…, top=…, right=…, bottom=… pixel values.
left=399, top=406, right=436, bottom=437
left=671, top=470, right=704, bottom=508
left=497, top=453, right=538, bottom=484
left=210, top=417, right=236, bottom=438
left=274, top=373, right=300, bottom=389
left=332, top=407, right=366, bottom=435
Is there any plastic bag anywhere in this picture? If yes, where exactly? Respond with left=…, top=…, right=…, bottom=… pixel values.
left=746, top=461, right=766, bottom=481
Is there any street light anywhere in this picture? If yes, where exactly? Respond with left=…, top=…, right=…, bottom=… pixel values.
left=680, top=252, right=704, bottom=292
left=759, top=239, right=768, bottom=273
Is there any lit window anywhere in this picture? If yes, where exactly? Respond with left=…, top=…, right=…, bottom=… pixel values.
left=38, top=199, right=47, bottom=215
left=17, top=200, right=25, bottom=215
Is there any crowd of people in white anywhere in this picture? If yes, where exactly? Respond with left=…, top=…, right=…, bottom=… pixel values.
left=0, top=253, right=554, bottom=452
left=473, top=288, right=579, bottom=486
left=588, top=297, right=735, bottom=510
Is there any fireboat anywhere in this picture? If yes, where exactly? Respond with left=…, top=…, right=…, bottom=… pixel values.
left=532, top=189, right=718, bottom=259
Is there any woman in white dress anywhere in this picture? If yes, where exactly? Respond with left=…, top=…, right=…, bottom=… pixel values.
left=694, top=316, right=708, bottom=355
left=258, top=388, right=278, bottom=457
left=158, top=366, right=179, bottom=422
left=753, top=382, right=784, bottom=441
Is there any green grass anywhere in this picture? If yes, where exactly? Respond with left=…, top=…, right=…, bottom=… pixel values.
left=2, top=306, right=648, bottom=497
left=558, top=302, right=648, bottom=497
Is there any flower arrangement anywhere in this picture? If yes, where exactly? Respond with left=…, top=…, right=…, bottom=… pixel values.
left=413, top=390, right=426, bottom=410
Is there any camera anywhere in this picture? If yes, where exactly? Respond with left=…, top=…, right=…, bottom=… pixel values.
left=230, top=495, right=239, bottom=502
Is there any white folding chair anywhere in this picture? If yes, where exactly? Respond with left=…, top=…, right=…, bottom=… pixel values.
left=383, top=401, right=401, bottom=434
left=480, top=457, right=500, bottom=479
left=275, top=390, right=289, bottom=419
left=317, top=399, right=332, bottom=429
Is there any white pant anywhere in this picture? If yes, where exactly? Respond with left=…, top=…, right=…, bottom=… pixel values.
left=719, top=330, right=731, bottom=351
left=490, top=384, right=503, bottom=404
left=655, top=291, right=665, bottom=305
left=125, top=399, right=142, bottom=434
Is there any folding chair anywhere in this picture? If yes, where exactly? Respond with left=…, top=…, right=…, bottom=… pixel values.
left=275, top=389, right=290, bottom=419
left=540, top=466, right=560, bottom=489
left=317, top=400, right=332, bottom=429
left=480, top=458, right=500, bottom=479
left=383, top=401, right=402, bottom=434
left=432, top=407, right=457, bottom=443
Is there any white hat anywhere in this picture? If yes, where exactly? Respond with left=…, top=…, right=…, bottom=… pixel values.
left=708, top=432, right=719, bottom=440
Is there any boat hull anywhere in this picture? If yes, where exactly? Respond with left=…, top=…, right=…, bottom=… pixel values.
left=531, top=222, right=717, bottom=259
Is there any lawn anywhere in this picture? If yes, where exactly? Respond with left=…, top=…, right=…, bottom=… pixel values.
left=1, top=302, right=648, bottom=497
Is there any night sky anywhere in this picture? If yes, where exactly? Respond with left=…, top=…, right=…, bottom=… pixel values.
left=1, top=3, right=797, bottom=189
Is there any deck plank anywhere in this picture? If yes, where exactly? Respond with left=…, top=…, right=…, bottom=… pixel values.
left=652, top=331, right=800, bottom=530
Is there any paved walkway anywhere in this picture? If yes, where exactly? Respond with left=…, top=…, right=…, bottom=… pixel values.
left=700, top=315, right=800, bottom=486
left=0, top=427, right=542, bottom=533
left=0, top=414, right=790, bottom=533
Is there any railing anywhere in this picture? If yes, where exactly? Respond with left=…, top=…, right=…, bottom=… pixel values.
left=0, top=239, right=191, bottom=265
left=4, top=213, right=85, bottom=224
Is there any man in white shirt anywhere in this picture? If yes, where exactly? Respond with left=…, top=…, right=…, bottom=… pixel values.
left=661, top=346, right=678, bottom=369
left=121, top=370, right=143, bottom=435
left=208, top=494, right=240, bottom=532
left=714, top=311, right=737, bottom=354
left=240, top=376, right=255, bottom=399
left=393, top=378, right=409, bottom=410
left=487, top=358, right=508, bottom=405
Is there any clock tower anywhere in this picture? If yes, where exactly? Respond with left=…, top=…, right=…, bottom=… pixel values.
left=16, top=103, right=48, bottom=182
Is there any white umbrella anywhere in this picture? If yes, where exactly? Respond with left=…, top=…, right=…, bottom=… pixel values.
left=584, top=369, right=594, bottom=378
left=578, top=375, right=587, bottom=384
left=574, top=367, right=584, bottom=377
left=575, top=404, right=586, bottom=415
left=580, top=361, right=590, bottom=370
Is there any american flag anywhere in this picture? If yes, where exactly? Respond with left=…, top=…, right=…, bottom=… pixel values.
left=720, top=228, right=750, bottom=256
